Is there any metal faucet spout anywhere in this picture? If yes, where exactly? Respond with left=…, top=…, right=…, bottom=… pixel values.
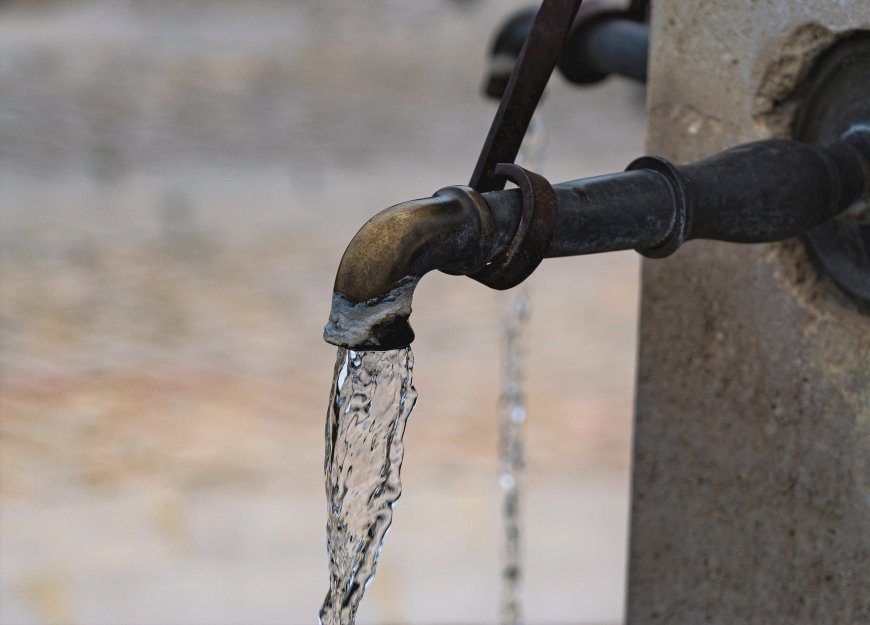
left=324, top=186, right=496, bottom=351
left=324, top=135, right=870, bottom=351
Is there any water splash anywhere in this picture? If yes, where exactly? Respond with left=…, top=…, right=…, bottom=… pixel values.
left=319, top=347, right=417, bottom=625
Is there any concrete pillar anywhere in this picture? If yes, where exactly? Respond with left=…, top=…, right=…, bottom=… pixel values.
left=628, top=2, right=870, bottom=624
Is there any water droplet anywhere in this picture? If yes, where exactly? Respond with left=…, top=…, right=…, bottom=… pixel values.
left=510, top=405, right=526, bottom=424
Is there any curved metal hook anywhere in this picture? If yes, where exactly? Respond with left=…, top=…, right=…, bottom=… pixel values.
left=470, top=163, right=557, bottom=290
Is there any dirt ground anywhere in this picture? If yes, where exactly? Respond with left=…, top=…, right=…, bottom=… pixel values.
left=0, top=1, right=646, bottom=623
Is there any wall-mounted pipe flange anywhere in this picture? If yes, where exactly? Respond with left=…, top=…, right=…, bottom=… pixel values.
left=793, top=33, right=870, bottom=308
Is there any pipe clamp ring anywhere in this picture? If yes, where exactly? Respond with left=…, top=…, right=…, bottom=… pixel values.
left=470, top=163, right=557, bottom=290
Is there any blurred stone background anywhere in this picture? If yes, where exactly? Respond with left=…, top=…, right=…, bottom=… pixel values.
left=0, top=1, right=645, bottom=623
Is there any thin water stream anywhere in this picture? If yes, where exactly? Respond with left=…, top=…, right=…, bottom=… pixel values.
left=498, top=289, right=530, bottom=625
left=319, top=347, right=417, bottom=625
left=498, top=112, right=545, bottom=625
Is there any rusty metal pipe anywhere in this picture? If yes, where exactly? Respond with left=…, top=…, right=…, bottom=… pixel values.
left=325, top=136, right=869, bottom=351
left=322, top=171, right=671, bottom=351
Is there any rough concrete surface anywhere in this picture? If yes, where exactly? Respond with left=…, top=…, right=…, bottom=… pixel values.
left=0, top=1, right=647, bottom=623
left=628, top=1, right=870, bottom=624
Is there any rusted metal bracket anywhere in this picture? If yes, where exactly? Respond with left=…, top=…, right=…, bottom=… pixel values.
left=470, top=163, right=557, bottom=289
left=469, top=0, right=583, bottom=193
left=463, top=0, right=577, bottom=291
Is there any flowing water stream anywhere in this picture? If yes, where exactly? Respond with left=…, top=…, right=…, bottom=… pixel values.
left=319, top=347, right=417, bottom=625
left=498, top=289, right=530, bottom=625
left=499, top=112, right=546, bottom=625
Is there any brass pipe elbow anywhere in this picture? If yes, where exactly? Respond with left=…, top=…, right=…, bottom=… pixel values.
left=324, top=186, right=495, bottom=350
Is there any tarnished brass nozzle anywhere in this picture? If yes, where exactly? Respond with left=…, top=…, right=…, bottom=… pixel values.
left=323, top=186, right=495, bottom=351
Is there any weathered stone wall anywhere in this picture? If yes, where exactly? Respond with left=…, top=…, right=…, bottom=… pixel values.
left=628, top=2, right=870, bottom=624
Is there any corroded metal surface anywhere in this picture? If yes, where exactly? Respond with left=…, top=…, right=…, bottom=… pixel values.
left=469, top=163, right=557, bottom=290
left=325, top=135, right=868, bottom=349
left=325, top=186, right=495, bottom=350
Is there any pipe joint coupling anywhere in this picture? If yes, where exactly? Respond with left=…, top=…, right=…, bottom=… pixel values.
left=627, top=155, right=692, bottom=258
